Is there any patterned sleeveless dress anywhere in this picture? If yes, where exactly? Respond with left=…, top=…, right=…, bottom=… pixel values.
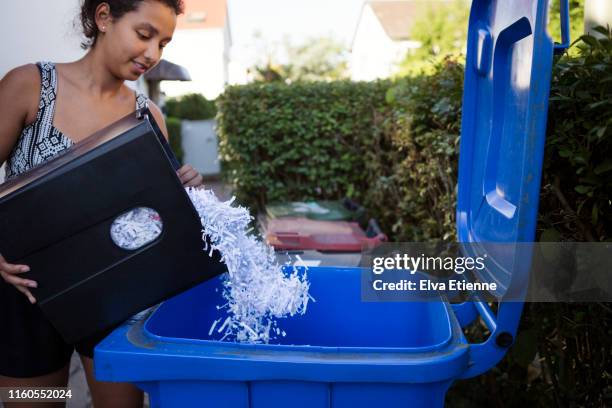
left=5, top=61, right=148, bottom=180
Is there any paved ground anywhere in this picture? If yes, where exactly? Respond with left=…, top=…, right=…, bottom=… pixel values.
left=66, top=352, right=91, bottom=408
left=205, top=178, right=234, bottom=201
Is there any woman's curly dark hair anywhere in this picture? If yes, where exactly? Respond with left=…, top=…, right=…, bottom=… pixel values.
left=80, top=0, right=184, bottom=49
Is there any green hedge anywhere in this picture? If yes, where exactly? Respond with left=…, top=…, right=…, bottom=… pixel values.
left=217, top=29, right=611, bottom=406
left=166, top=116, right=184, bottom=165
left=165, top=93, right=217, bottom=120
left=540, top=26, right=612, bottom=242
left=217, top=80, right=392, bottom=213
left=217, top=60, right=465, bottom=241
left=379, top=58, right=464, bottom=241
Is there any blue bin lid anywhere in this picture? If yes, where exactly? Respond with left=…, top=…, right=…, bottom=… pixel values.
left=457, top=0, right=556, bottom=297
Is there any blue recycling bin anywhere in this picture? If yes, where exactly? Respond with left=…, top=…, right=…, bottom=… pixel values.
left=94, top=0, right=571, bottom=406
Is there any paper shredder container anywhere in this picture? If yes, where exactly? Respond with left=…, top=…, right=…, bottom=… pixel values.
left=0, top=108, right=227, bottom=343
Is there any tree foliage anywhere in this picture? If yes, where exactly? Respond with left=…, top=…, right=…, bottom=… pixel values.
left=397, top=0, right=470, bottom=76
left=548, top=0, right=586, bottom=56
left=250, top=37, right=349, bottom=83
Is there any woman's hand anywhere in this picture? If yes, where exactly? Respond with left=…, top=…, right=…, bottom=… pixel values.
left=177, top=164, right=204, bottom=188
left=0, top=253, right=36, bottom=304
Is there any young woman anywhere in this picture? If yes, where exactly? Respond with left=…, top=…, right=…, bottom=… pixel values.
left=0, top=1, right=202, bottom=406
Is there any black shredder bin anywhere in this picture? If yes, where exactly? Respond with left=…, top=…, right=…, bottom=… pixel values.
left=0, top=107, right=227, bottom=343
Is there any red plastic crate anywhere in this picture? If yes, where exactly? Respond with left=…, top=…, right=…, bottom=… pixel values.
left=264, top=217, right=387, bottom=252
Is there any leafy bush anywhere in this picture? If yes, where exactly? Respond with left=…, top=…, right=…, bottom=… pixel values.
left=548, top=0, right=585, bottom=57
left=380, top=57, right=464, bottom=241
left=217, top=80, right=391, bottom=214
left=540, top=26, right=612, bottom=242
left=164, top=93, right=217, bottom=120
left=217, top=59, right=464, bottom=242
left=396, top=0, right=469, bottom=76
left=250, top=37, right=349, bottom=83
left=165, top=116, right=184, bottom=165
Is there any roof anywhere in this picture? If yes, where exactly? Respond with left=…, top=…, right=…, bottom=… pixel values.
left=176, top=0, right=228, bottom=30
left=351, top=0, right=457, bottom=47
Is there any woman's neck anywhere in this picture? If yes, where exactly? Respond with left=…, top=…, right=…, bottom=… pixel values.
left=70, top=48, right=125, bottom=100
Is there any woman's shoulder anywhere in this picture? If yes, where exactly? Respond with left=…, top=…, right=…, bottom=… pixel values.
left=1, top=63, right=40, bottom=92
left=147, top=99, right=163, bottom=117
left=0, top=64, right=43, bottom=123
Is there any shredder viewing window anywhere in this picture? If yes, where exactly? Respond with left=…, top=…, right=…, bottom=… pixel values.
left=110, top=207, right=163, bottom=250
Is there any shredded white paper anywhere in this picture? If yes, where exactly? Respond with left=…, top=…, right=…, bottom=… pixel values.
left=110, top=207, right=163, bottom=250
left=186, top=188, right=311, bottom=343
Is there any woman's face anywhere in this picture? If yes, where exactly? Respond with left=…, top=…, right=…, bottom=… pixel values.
left=98, top=0, right=177, bottom=80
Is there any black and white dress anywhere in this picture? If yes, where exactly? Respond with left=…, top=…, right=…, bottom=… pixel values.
left=5, top=61, right=148, bottom=180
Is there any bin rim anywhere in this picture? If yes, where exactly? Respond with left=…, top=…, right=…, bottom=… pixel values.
left=142, top=266, right=457, bottom=355
left=95, top=300, right=471, bottom=384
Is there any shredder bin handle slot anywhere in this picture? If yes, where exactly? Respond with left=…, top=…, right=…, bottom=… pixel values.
left=554, top=0, right=571, bottom=54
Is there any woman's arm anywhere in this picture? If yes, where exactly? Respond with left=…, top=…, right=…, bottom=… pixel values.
left=0, top=64, right=39, bottom=166
left=148, top=101, right=170, bottom=141
left=0, top=64, right=40, bottom=303
left=148, top=101, right=204, bottom=188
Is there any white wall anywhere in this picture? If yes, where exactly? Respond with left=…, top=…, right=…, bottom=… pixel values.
left=160, top=29, right=227, bottom=99
left=181, top=120, right=220, bottom=176
left=349, top=5, right=418, bottom=81
left=223, top=22, right=232, bottom=85
left=0, top=0, right=84, bottom=77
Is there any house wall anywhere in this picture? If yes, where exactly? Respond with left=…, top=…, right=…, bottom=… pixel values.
left=223, top=21, right=232, bottom=85
left=160, top=29, right=227, bottom=99
left=0, top=0, right=84, bottom=78
left=349, top=5, right=417, bottom=81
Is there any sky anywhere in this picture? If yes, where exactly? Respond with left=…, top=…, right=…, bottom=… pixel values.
left=227, top=0, right=365, bottom=66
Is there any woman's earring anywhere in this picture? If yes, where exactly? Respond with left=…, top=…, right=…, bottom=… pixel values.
left=101, top=26, right=106, bottom=32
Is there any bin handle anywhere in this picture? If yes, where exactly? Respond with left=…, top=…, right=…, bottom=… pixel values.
left=553, top=0, right=570, bottom=54
left=455, top=297, right=525, bottom=379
